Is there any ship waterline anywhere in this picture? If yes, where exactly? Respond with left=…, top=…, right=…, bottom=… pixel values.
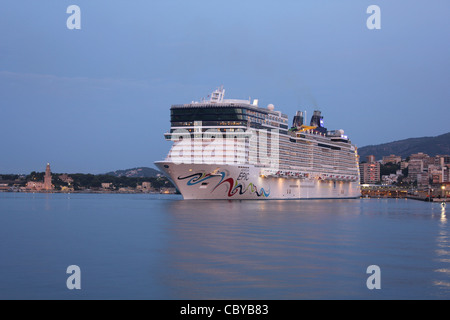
left=155, top=162, right=361, bottom=200
left=156, top=86, right=361, bottom=200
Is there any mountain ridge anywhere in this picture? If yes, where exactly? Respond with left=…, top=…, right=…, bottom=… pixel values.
left=104, top=167, right=162, bottom=178
left=358, top=132, right=450, bottom=161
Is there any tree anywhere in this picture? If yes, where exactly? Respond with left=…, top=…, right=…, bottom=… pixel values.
left=380, top=162, right=400, bottom=176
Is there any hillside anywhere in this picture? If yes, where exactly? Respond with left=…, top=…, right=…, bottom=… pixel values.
left=358, top=132, right=450, bottom=161
left=104, top=167, right=162, bottom=178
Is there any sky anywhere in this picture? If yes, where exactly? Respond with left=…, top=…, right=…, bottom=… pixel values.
left=0, top=0, right=449, bottom=174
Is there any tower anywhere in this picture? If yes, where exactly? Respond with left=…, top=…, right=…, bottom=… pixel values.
left=44, top=163, right=53, bottom=190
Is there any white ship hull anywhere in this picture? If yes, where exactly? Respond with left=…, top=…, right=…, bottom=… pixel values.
left=155, top=161, right=361, bottom=200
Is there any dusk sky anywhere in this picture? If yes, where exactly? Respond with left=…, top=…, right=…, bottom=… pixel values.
left=1, top=0, right=449, bottom=174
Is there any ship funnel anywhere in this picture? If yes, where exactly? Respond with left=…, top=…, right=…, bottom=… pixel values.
left=292, top=111, right=304, bottom=128
left=310, top=110, right=327, bottom=133
left=310, top=110, right=323, bottom=127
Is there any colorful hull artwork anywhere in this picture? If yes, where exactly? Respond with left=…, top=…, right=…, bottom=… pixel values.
left=155, top=162, right=360, bottom=200
left=177, top=172, right=270, bottom=198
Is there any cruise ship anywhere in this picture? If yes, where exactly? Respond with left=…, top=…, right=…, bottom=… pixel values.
left=155, top=86, right=361, bottom=200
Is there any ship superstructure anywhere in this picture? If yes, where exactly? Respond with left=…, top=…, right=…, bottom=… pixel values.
left=155, top=86, right=361, bottom=199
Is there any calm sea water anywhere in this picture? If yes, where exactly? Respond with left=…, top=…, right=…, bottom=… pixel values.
left=0, top=192, right=449, bottom=300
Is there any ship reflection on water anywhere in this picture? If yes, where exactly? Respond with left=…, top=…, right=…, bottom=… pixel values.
left=158, top=199, right=450, bottom=299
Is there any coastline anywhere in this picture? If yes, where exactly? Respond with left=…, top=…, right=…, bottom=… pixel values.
left=0, top=190, right=178, bottom=195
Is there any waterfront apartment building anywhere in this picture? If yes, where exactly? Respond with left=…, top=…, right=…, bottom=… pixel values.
left=407, top=153, right=430, bottom=182
left=408, top=159, right=424, bottom=182
left=417, top=173, right=429, bottom=187
left=406, top=153, right=450, bottom=185
left=435, top=155, right=450, bottom=167
left=366, top=155, right=376, bottom=163
left=430, top=165, right=449, bottom=184
left=382, top=154, right=402, bottom=165
left=360, top=155, right=380, bottom=184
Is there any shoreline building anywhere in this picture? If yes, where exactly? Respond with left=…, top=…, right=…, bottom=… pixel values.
left=26, top=163, right=54, bottom=191
left=43, top=163, right=52, bottom=190
left=408, top=153, right=430, bottom=182
left=382, top=154, right=401, bottom=165
left=360, top=155, right=380, bottom=184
